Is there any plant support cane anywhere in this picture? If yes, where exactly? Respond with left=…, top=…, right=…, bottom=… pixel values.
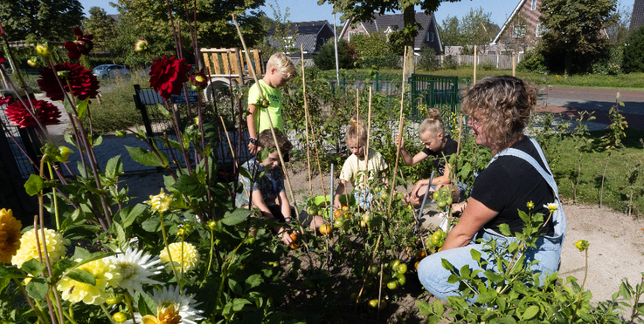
left=416, top=171, right=435, bottom=234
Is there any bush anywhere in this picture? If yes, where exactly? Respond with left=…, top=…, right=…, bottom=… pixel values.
left=479, top=62, right=497, bottom=71
left=623, top=25, right=644, bottom=73
left=441, top=55, right=459, bottom=70
left=313, top=39, right=356, bottom=70
left=359, top=55, right=400, bottom=69
left=591, top=46, right=623, bottom=75
left=518, top=48, right=548, bottom=73
left=417, top=45, right=439, bottom=71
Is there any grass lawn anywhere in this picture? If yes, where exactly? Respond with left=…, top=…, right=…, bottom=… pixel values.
left=553, top=128, right=644, bottom=216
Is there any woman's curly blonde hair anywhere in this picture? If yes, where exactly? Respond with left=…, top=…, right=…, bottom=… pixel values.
left=461, top=76, right=537, bottom=151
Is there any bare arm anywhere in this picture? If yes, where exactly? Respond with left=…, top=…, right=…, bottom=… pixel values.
left=246, top=104, right=258, bottom=154
left=440, top=198, right=498, bottom=250
left=395, top=134, right=429, bottom=166
left=251, top=190, right=293, bottom=244
left=334, top=180, right=347, bottom=208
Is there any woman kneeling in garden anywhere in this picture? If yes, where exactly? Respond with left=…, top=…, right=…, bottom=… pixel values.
left=417, top=76, right=566, bottom=301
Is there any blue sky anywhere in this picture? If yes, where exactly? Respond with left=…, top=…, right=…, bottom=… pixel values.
left=80, top=0, right=635, bottom=28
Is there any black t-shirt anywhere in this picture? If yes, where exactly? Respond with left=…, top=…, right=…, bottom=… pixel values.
left=470, top=136, right=555, bottom=237
left=422, top=137, right=458, bottom=177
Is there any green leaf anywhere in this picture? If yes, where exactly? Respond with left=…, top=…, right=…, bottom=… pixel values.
left=470, top=249, right=482, bottom=263
left=72, top=247, right=114, bottom=267
left=232, top=298, right=251, bottom=312
left=142, top=216, right=161, bottom=232
left=228, top=278, right=243, bottom=295
left=114, top=222, right=127, bottom=250
left=0, top=277, right=10, bottom=295
left=489, top=316, right=517, bottom=324
left=63, top=97, right=74, bottom=114
left=156, top=103, right=173, bottom=119
left=138, top=292, right=157, bottom=316
left=498, top=223, right=512, bottom=237
left=21, top=259, right=45, bottom=276
left=0, top=266, right=26, bottom=279
left=24, top=174, right=45, bottom=196
left=122, top=204, right=147, bottom=228
left=172, top=174, right=205, bottom=197
left=93, top=135, right=103, bottom=147
left=521, top=305, right=539, bottom=320
left=221, top=208, right=251, bottom=226
left=441, top=258, right=455, bottom=272
left=26, top=277, right=48, bottom=301
left=66, top=269, right=96, bottom=286
left=432, top=299, right=444, bottom=315
left=76, top=98, right=89, bottom=119
left=416, top=301, right=432, bottom=315
left=105, top=155, right=123, bottom=178
left=245, top=274, right=263, bottom=291
left=126, top=146, right=167, bottom=168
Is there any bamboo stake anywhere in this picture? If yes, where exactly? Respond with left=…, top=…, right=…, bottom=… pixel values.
left=473, top=45, right=477, bottom=84
left=512, top=55, right=516, bottom=77
left=219, top=116, right=250, bottom=200
left=231, top=14, right=307, bottom=238
left=386, top=45, right=409, bottom=217
left=301, top=44, right=313, bottom=197
left=362, top=87, right=372, bottom=191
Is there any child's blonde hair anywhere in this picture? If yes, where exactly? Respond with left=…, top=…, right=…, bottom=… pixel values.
left=266, top=53, right=296, bottom=80
left=419, top=108, right=445, bottom=137
left=347, top=116, right=368, bottom=145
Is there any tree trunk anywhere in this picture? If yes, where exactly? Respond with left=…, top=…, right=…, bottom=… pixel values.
left=403, top=5, right=415, bottom=81
left=565, top=49, right=573, bottom=75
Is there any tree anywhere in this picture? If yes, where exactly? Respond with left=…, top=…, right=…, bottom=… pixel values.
left=263, top=1, right=299, bottom=56
left=605, top=5, right=632, bottom=46
left=0, top=0, right=84, bottom=42
left=623, top=25, right=644, bottom=73
left=349, top=31, right=392, bottom=57
left=438, top=15, right=465, bottom=52
left=82, top=7, right=117, bottom=53
left=319, top=0, right=459, bottom=80
left=460, top=7, right=496, bottom=53
left=313, top=39, right=354, bottom=70
left=111, top=0, right=265, bottom=66
left=539, top=0, right=618, bottom=74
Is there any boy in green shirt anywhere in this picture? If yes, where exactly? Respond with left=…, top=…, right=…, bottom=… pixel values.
left=246, top=53, right=296, bottom=154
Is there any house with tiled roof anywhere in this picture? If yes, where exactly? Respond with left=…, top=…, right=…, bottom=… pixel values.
left=491, top=0, right=545, bottom=53
left=338, top=12, right=442, bottom=55
left=630, top=0, right=644, bottom=31
left=267, top=20, right=335, bottom=58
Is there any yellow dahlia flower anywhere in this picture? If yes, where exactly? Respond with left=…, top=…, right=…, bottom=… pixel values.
left=159, top=242, right=200, bottom=273
left=11, top=228, right=65, bottom=268
left=145, top=189, right=173, bottom=213
left=57, top=258, right=122, bottom=305
left=0, top=208, right=22, bottom=264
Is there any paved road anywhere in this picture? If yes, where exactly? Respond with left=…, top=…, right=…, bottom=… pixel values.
left=537, top=86, right=644, bottom=130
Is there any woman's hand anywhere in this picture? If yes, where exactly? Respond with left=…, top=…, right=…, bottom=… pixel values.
left=278, top=227, right=295, bottom=245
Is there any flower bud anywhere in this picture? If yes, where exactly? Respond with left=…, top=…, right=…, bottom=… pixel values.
left=134, top=39, right=149, bottom=53
left=573, top=240, right=589, bottom=252
left=57, top=70, right=69, bottom=79
left=526, top=201, right=534, bottom=210
left=207, top=220, right=217, bottom=231
left=27, top=57, right=41, bottom=68
left=183, top=223, right=193, bottom=234
left=177, top=228, right=187, bottom=237
left=57, top=146, right=73, bottom=163
left=115, top=130, right=126, bottom=137
left=36, top=44, right=51, bottom=57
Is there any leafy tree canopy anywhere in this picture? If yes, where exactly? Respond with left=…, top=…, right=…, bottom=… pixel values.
left=110, top=0, right=265, bottom=67
left=623, top=25, right=644, bottom=73
left=82, top=7, right=117, bottom=52
left=0, top=0, right=84, bottom=42
left=349, top=31, right=392, bottom=57
left=539, top=0, right=618, bottom=73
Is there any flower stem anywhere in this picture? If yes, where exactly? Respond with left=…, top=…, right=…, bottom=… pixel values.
left=159, top=212, right=182, bottom=294
left=63, top=308, right=80, bottom=324
left=100, top=303, right=117, bottom=324
left=202, top=228, right=215, bottom=284
left=12, top=277, right=47, bottom=324
left=47, top=162, right=60, bottom=230
left=124, top=292, right=138, bottom=324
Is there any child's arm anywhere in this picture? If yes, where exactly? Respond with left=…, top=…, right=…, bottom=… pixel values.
left=276, top=191, right=294, bottom=244
left=334, top=180, right=347, bottom=208
left=246, top=103, right=259, bottom=154
left=395, top=133, right=428, bottom=166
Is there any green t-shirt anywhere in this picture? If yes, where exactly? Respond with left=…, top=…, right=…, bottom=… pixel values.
left=248, top=80, right=283, bottom=133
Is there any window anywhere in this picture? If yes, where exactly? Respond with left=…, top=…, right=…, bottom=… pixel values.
left=358, top=31, right=364, bottom=35
left=348, top=31, right=355, bottom=41
left=536, top=24, right=547, bottom=37
left=488, top=51, right=496, bottom=54
left=512, top=25, right=526, bottom=38
left=531, top=0, right=536, bottom=10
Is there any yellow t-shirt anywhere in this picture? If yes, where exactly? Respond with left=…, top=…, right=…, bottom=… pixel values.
left=248, top=80, right=283, bottom=133
left=339, top=149, right=388, bottom=189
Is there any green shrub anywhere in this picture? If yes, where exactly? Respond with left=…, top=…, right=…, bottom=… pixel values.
left=591, top=46, right=623, bottom=75
left=623, top=25, right=644, bottom=73
left=518, top=48, right=548, bottom=73
left=417, top=45, right=439, bottom=71
left=359, top=55, right=400, bottom=69
left=313, top=39, right=356, bottom=70
left=441, top=55, right=459, bottom=70
left=479, top=62, right=496, bottom=71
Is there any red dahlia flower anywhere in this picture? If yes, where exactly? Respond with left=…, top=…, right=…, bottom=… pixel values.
left=0, top=51, right=4, bottom=64
left=189, top=69, right=208, bottom=90
left=37, top=63, right=99, bottom=101
left=4, top=98, right=61, bottom=128
left=149, top=55, right=191, bottom=100
left=64, top=26, right=94, bottom=60
left=0, top=95, right=10, bottom=106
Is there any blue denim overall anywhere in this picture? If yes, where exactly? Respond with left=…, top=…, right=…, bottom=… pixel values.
left=417, top=137, right=566, bottom=302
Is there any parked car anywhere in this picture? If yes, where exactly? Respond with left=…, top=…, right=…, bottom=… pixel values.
left=92, top=64, right=131, bottom=80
